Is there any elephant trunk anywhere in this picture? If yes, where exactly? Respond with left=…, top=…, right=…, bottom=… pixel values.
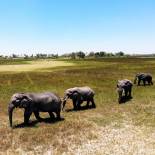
left=62, top=95, right=68, bottom=110
left=8, top=103, right=15, bottom=127
left=117, top=88, right=123, bottom=103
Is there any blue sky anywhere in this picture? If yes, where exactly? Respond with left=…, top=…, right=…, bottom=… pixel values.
left=0, top=0, right=155, bottom=55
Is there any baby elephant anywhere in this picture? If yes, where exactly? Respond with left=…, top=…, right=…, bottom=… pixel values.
left=117, top=79, right=133, bottom=103
left=134, top=73, right=153, bottom=86
left=62, top=86, right=96, bottom=110
left=8, top=92, right=62, bottom=127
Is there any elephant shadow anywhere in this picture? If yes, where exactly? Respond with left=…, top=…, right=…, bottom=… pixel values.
left=137, top=84, right=152, bottom=86
left=66, top=105, right=96, bottom=112
left=13, top=117, right=65, bottom=129
left=119, top=96, right=133, bottom=104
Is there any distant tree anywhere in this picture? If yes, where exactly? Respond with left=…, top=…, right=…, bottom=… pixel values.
left=12, top=54, right=18, bottom=58
left=36, top=54, right=40, bottom=58
left=61, top=53, right=69, bottom=58
left=24, top=54, right=29, bottom=59
left=93, top=51, right=116, bottom=58
left=71, top=52, right=76, bottom=59
left=88, top=51, right=95, bottom=57
left=99, top=51, right=106, bottom=57
left=115, top=51, right=125, bottom=57
left=77, top=51, right=85, bottom=59
left=42, top=54, right=47, bottom=58
left=106, top=52, right=114, bottom=57
left=36, top=53, right=48, bottom=58
left=94, top=52, right=100, bottom=58
left=51, top=54, right=58, bottom=58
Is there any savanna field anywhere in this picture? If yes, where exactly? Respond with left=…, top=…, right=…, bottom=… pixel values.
left=0, top=58, right=155, bottom=155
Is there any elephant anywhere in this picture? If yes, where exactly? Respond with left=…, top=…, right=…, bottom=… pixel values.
left=117, top=79, right=133, bottom=103
left=62, top=86, right=96, bottom=110
left=134, top=73, right=153, bottom=86
left=8, top=92, right=62, bottom=127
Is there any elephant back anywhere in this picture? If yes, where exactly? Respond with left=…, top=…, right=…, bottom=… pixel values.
left=118, top=79, right=132, bottom=88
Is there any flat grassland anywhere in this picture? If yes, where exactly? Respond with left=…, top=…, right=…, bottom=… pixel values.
left=0, top=59, right=74, bottom=72
left=0, top=58, right=155, bottom=155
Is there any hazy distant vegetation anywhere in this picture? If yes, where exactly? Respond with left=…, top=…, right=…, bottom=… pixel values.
left=1, top=51, right=155, bottom=60
left=0, top=51, right=155, bottom=59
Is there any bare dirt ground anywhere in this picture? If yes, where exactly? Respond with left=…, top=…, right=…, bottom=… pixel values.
left=64, top=117, right=155, bottom=155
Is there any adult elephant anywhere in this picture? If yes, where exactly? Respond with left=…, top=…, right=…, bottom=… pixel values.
left=117, top=79, right=133, bottom=103
left=134, top=73, right=153, bottom=86
left=8, top=92, right=62, bottom=127
left=62, top=86, right=96, bottom=110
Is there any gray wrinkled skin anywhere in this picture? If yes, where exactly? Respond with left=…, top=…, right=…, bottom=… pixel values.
left=117, top=79, right=133, bottom=103
left=8, top=92, right=62, bottom=127
left=134, top=73, right=153, bottom=86
left=62, top=86, right=96, bottom=110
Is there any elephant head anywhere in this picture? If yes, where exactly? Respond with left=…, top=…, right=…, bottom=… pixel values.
left=62, top=88, right=80, bottom=110
left=8, top=93, right=32, bottom=127
left=134, top=73, right=145, bottom=84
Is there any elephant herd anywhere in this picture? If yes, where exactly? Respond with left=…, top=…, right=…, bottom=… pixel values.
left=8, top=73, right=153, bottom=128
left=117, top=73, right=153, bottom=103
left=8, top=86, right=96, bottom=127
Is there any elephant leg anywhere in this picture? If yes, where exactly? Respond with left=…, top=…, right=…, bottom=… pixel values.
left=77, top=100, right=82, bottom=109
left=24, top=109, right=32, bottom=125
left=48, top=112, right=55, bottom=119
left=148, top=79, right=153, bottom=85
left=143, top=80, right=146, bottom=86
left=91, top=98, right=96, bottom=108
left=86, top=100, right=90, bottom=108
left=125, top=89, right=128, bottom=98
left=34, top=111, right=42, bottom=122
left=73, top=100, right=77, bottom=110
left=128, top=87, right=132, bottom=98
left=138, top=79, right=141, bottom=86
left=55, top=110, right=61, bottom=120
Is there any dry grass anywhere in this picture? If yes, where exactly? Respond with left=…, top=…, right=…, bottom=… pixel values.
left=65, top=121, right=155, bottom=155
left=0, top=59, right=74, bottom=73
left=0, top=58, right=155, bottom=154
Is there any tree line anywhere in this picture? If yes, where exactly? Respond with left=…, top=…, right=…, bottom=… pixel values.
left=1, top=51, right=154, bottom=59
left=0, top=53, right=59, bottom=59
left=61, top=51, right=126, bottom=59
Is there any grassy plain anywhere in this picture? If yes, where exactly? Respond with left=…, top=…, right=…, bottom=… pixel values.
left=0, top=58, right=155, bottom=154
left=0, top=59, right=74, bottom=73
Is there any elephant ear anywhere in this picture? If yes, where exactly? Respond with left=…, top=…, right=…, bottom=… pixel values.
left=20, top=99, right=29, bottom=108
left=20, top=95, right=32, bottom=108
left=11, top=93, right=24, bottom=107
left=73, top=91, right=83, bottom=101
left=67, top=89, right=76, bottom=97
left=23, top=95, right=32, bottom=101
